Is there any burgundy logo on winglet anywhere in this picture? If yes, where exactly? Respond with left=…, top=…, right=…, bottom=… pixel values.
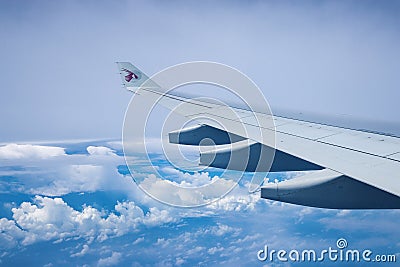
left=122, top=68, right=138, bottom=82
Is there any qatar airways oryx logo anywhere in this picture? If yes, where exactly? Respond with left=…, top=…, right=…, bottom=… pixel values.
left=122, top=68, right=139, bottom=82
left=257, top=238, right=396, bottom=263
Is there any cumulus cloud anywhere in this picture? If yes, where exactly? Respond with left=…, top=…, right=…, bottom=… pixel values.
left=71, top=244, right=90, bottom=257
left=207, top=223, right=240, bottom=237
left=3, top=141, right=398, bottom=267
left=0, top=144, right=65, bottom=159
left=160, top=167, right=220, bottom=187
left=175, top=257, right=185, bottom=266
left=87, top=146, right=116, bottom=156
left=97, top=251, right=122, bottom=267
left=0, top=144, right=135, bottom=196
left=132, top=237, right=144, bottom=245
left=0, top=217, right=30, bottom=249
left=0, top=196, right=174, bottom=249
left=0, top=142, right=262, bottom=210
left=206, top=189, right=260, bottom=212
left=208, top=246, right=224, bottom=255
left=138, top=173, right=238, bottom=207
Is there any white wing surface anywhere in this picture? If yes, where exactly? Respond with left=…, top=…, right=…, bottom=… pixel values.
left=118, top=62, right=400, bottom=209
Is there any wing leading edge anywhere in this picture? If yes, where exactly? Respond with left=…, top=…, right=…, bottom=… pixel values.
left=118, top=62, right=400, bottom=209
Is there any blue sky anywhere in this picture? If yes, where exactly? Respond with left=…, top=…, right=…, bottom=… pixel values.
left=1, top=0, right=400, bottom=266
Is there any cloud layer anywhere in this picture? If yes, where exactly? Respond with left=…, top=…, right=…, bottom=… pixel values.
left=0, top=196, right=174, bottom=247
left=0, top=140, right=399, bottom=266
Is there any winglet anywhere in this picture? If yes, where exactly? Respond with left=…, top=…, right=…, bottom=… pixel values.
left=116, top=62, right=159, bottom=92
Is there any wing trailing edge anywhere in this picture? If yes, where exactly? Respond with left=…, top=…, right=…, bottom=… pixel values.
left=119, top=62, right=400, bottom=209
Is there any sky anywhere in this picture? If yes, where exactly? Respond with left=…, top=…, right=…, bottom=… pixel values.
left=0, top=1, right=400, bottom=266
left=1, top=0, right=400, bottom=142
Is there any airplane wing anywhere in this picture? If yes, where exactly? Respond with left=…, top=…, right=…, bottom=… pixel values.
left=117, top=62, right=400, bottom=209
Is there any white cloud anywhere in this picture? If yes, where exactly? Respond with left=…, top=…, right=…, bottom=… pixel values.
left=0, top=217, right=31, bottom=249
left=296, top=207, right=314, bottom=222
left=138, top=173, right=238, bottom=207
left=0, top=196, right=174, bottom=248
left=87, top=146, right=117, bottom=156
left=206, top=185, right=260, bottom=212
left=3, top=141, right=399, bottom=266
left=175, top=257, right=185, bottom=266
left=337, top=210, right=351, bottom=217
left=0, top=144, right=65, bottom=159
left=132, top=237, right=144, bottom=245
left=319, top=211, right=400, bottom=235
left=160, top=167, right=220, bottom=187
left=27, top=162, right=134, bottom=196
left=186, top=246, right=205, bottom=255
left=0, top=144, right=135, bottom=196
left=155, top=238, right=170, bottom=248
left=0, top=142, right=259, bottom=210
left=208, top=246, right=224, bottom=255
left=71, top=244, right=90, bottom=257
left=208, top=223, right=240, bottom=237
left=97, top=251, right=122, bottom=267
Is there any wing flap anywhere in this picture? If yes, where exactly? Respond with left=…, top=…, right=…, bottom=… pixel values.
left=199, top=140, right=323, bottom=172
left=119, top=62, right=400, bottom=208
left=156, top=93, right=400, bottom=198
left=261, top=169, right=400, bottom=209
